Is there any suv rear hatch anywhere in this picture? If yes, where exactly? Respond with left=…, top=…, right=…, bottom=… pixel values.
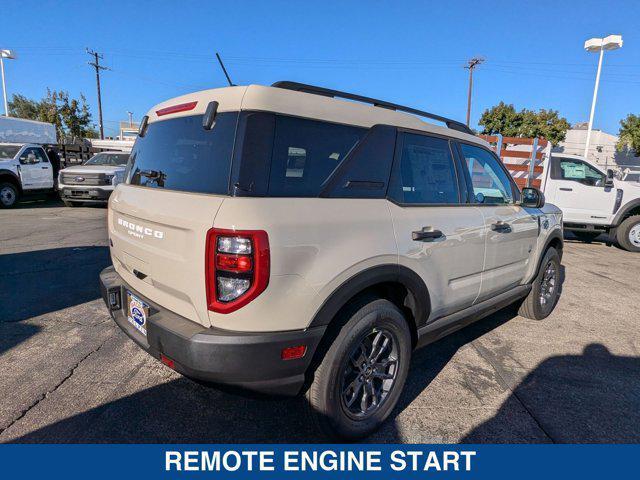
left=109, top=111, right=239, bottom=328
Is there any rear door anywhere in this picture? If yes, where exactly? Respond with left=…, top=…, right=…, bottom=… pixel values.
left=388, top=131, right=485, bottom=320
left=458, top=142, right=538, bottom=301
left=545, top=156, right=616, bottom=224
left=109, top=112, right=239, bottom=328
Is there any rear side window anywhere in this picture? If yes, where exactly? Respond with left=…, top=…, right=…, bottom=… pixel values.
left=389, top=133, right=460, bottom=204
left=127, top=113, right=238, bottom=194
left=268, top=116, right=365, bottom=196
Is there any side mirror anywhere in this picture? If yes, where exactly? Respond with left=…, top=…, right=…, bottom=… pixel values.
left=521, top=187, right=545, bottom=208
left=605, top=169, right=615, bottom=188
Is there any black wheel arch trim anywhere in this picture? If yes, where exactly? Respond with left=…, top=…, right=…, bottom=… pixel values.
left=0, top=169, right=21, bottom=191
left=308, top=264, right=431, bottom=330
left=612, top=198, right=640, bottom=226
left=536, top=230, right=563, bottom=275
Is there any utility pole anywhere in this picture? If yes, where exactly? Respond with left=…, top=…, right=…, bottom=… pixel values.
left=127, top=111, right=133, bottom=127
left=465, top=57, right=484, bottom=127
left=87, top=49, right=109, bottom=139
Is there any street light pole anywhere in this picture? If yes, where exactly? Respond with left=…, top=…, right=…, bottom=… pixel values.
left=0, top=55, right=7, bottom=116
left=583, top=35, right=623, bottom=159
left=584, top=47, right=604, bottom=158
left=0, top=49, right=17, bottom=117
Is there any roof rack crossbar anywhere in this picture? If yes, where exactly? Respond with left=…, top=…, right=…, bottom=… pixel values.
left=271, top=81, right=473, bottom=135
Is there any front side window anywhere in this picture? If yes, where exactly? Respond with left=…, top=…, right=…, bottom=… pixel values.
left=389, top=133, right=460, bottom=204
left=268, top=116, right=365, bottom=196
left=127, top=113, right=238, bottom=194
left=556, top=158, right=605, bottom=187
left=20, top=147, right=47, bottom=165
left=461, top=144, right=514, bottom=204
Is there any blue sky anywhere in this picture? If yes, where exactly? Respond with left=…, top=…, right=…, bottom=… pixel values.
left=2, top=0, right=639, bottom=137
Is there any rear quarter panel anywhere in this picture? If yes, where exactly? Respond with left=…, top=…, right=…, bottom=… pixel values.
left=210, top=197, right=397, bottom=332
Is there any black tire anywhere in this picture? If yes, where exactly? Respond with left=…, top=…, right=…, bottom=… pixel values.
left=0, top=182, right=19, bottom=208
left=615, top=215, right=640, bottom=252
left=62, top=200, right=81, bottom=207
left=518, top=247, right=561, bottom=320
left=306, top=297, right=412, bottom=440
left=572, top=231, right=600, bottom=243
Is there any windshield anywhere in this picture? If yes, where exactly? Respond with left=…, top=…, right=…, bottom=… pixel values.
left=0, top=145, right=20, bottom=160
left=127, top=113, right=238, bottom=194
left=84, top=152, right=130, bottom=166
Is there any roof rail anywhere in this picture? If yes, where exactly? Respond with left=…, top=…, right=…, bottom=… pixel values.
left=271, top=81, right=474, bottom=135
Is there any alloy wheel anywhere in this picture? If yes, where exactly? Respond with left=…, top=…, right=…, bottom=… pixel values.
left=340, top=328, right=399, bottom=419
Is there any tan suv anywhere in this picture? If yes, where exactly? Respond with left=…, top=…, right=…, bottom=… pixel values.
left=100, top=81, right=563, bottom=439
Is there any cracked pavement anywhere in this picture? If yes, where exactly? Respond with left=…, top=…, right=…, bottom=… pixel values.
left=1, top=197, right=639, bottom=443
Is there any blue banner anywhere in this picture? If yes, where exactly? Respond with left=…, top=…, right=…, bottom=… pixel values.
left=0, top=444, right=637, bottom=479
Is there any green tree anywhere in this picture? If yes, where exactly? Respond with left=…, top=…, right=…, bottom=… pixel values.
left=478, top=102, right=522, bottom=137
left=617, top=114, right=640, bottom=155
left=479, top=103, right=570, bottom=146
left=8, top=90, right=98, bottom=143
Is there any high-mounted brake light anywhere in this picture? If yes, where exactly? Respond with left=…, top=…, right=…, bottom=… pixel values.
left=156, top=101, right=198, bottom=117
left=205, top=228, right=270, bottom=313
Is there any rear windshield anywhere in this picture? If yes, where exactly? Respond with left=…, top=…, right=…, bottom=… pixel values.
left=127, top=113, right=238, bottom=194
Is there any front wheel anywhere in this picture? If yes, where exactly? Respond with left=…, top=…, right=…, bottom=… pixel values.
left=518, top=247, right=561, bottom=320
left=306, top=298, right=412, bottom=440
left=0, top=182, right=19, bottom=208
left=616, top=215, right=640, bottom=252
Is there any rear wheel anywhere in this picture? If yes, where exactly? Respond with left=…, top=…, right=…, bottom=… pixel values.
left=0, top=182, right=19, bottom=208
left=616, top=215, right=640, bottom=252
left=518, top=247, right=561, bottom=320
left=572, top=231, right=600, bottom=243
left=306, top=298, right=412, bottom=440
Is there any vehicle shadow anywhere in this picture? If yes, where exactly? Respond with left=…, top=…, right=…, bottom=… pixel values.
left=5, top=264, right=569, bottom=443
left=11, top=196, right=64, bottom=209
left=462, top=344, right=640, bottom=443
left=0, top=246, right=111, bottom=323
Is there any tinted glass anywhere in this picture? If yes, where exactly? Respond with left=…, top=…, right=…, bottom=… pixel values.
left=85, top=153, right=129, bottom=166
left=557, top=158, right=605, bottom=186
left=268, top=116, right=365, bottom=196
left=460, top=143, right=514, bottom=204
left=0, top=145, right=20, bottom=159
left=390, top=133, right=459, bottom=204
left=127, top=113, right=238, bottom=194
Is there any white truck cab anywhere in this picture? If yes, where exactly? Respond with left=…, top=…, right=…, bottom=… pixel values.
left=0, top=143, right=55, bottom=208
left=542, top=153, right=640, bottom=251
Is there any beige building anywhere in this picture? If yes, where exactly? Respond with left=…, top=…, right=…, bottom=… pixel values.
left=554, top=123, right=640, bottom=179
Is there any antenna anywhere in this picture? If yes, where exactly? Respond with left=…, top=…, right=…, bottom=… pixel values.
left=215, top=52, right=235, bottom=86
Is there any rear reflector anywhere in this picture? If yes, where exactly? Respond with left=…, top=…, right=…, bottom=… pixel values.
left=160, top=354, right=175, bottom=369
left=281, top=345, right=307, bottom=360
left=156, top=101, right=198, bottom=117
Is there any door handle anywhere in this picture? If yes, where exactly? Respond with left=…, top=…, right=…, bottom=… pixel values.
left=491, top=221, right=512, bottom=233
left=41, top=166, right=49, bottom=169
left=559, top=187, right=573, bottom=191
left=412, top=227, right=444, bottom=242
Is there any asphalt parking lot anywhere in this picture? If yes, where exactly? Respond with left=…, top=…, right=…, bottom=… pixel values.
left=1, top=197, right=639, bottom=443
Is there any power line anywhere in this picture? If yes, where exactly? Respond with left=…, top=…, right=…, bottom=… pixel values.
left=86, top=48, right=109, bottom=140
left=465, top=57, right=485, bottom=127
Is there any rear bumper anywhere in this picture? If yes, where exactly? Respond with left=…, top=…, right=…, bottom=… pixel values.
left=99, top=266, right=325, bottom=396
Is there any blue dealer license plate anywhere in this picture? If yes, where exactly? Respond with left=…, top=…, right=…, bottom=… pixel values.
left=126, top=291, right=149, bottom=336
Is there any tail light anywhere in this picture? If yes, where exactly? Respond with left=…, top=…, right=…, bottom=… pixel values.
left=205, top=228, right=270, bottom=313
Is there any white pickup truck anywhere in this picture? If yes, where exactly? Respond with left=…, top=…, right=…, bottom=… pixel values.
left=0, top=117, right=58, bottom=208
left=542, top=153, right=640, bottom=252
